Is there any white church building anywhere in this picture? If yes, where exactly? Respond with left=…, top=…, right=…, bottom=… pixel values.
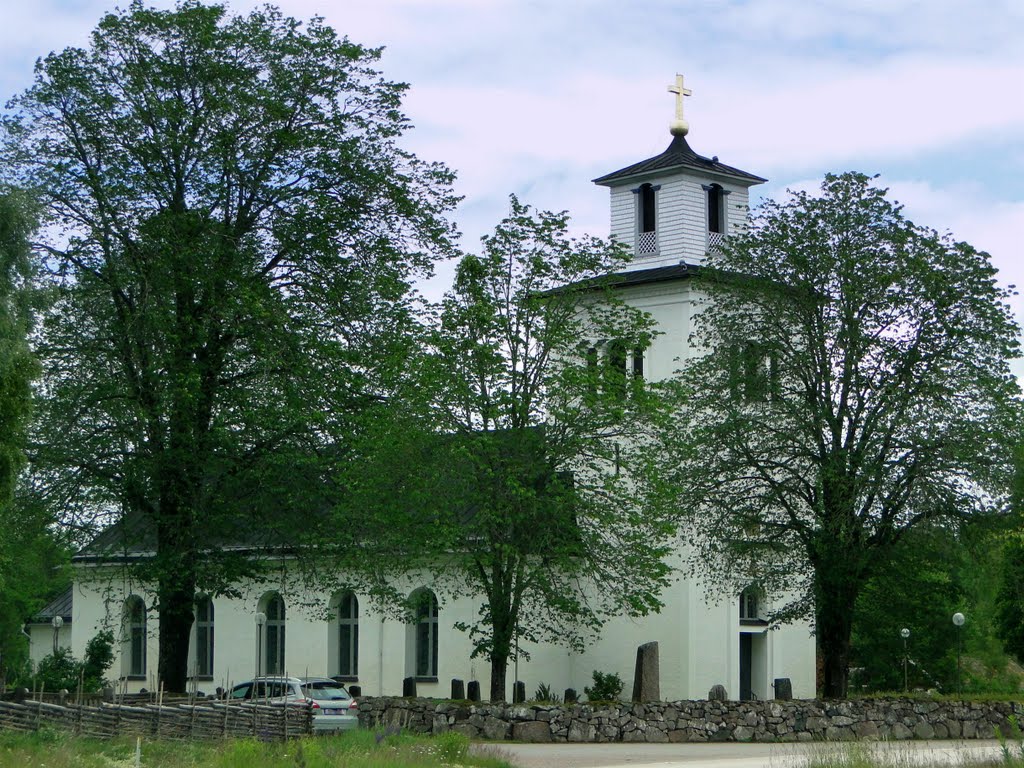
left=63, top=77, right=817, bottom=702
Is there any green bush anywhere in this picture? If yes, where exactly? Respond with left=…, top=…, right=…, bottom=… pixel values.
left=533, top=682, right=560, bottom=703
left=584, top=670, right=623, bottom=703
left=19, top=630, right=114, bottom=693
left=82, top=630, right=114, bottom=690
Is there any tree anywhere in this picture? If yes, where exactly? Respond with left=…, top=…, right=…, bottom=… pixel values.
left=342, top=197, right=675, bottom=702
left=0, top=190, right=35, bottom=508
left=654, top=172, right=1020, bottom=698
left=1, top=1, right=457, bottom=692
left=849, top=524, right=962, bottom=692
left=996, top=532, right=1024, bottom=663
left=0, top=189, right=60, bottom=686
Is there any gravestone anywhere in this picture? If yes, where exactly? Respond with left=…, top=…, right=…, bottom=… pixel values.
left=708, top=684, right=728, bottom=701
left=349, top=684, right=361, bottom=697
left=773, top=678, right=792, bottom=700
left=467, top=680, right=481, bottom=702
left=402, top=677, right=417, bottom=697
left=632, top=641, right=660, bottom=702
left=564, top=688, right=577, bottom=704
left=513, top=680, right=526, bottom=704
left=451, top=679, right=465, bottom=700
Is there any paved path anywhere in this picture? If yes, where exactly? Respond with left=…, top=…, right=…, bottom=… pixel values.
left=475, top=740, right=1008, bottom=768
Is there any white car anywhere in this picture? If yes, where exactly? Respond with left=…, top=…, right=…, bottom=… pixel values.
left=227, top=676, right=359, bottom=732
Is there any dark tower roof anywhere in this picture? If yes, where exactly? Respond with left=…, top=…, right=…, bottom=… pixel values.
left=593, top=133, right=766, bottom=187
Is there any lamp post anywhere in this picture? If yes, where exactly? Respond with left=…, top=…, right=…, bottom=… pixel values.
left=255, top=612, right=267, bottom=678
left=952, top=612, right=965, bottom=697
left=900, top=628, right=910, bottom=693
left=51, top=615, right=64, bottom=655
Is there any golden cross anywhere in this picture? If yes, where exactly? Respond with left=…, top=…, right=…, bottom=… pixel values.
left=668, top=74, right=692, bottom=123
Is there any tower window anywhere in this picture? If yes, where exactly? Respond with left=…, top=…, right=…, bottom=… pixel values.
left=634, top=183, right=660, bottom=254
left=704, top=183, right=731, bottom=253
left=640, top=184, right=656, bottom=233
left=707, top=184, right=724, bottom=234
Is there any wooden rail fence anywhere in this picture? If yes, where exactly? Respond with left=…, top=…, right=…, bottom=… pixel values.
left=0, top=698, right=313, bottom=741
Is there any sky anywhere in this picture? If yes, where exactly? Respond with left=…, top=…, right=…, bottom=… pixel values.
left=2, top=0, right=1023, bottom=354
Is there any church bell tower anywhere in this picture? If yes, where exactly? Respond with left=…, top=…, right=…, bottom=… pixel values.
left=593, top=75, right=766, bottom=271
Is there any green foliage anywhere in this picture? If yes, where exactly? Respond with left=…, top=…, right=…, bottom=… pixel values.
left=0, top=731, right=516, bottom=768
left=0, top=189, right=51, bottom=683
left=533, top=682, right=560, bottom=703
left=0, top=189, right=36, bottom=508
left=14, top=630, right=114, bottom=693
left=997, top=715, right=1024, bottom=765
left=997, top=532, right=1024, bottom=663
left=82, top=630, right=115, bottom=690
left=31, top=648, right=79, bottom=692
left=850, top=525, right=961, bottom=692
left=0, top=491, right=69, bottom=686
left=2, top=1, right=457, bottom=691
left=340, top=196, right=675, bottom=701
left=653, top=172, right=1022, bottom=698
left=431, top=732, right=469, bottom=763
left=583, top=670, right=623, bottom=702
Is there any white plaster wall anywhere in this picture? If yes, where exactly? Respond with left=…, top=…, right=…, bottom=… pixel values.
left=71, top=556, right=815, bottom=701
left=26, top=623, right=71, bottom=668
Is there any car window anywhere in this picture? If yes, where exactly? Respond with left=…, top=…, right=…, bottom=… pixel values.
left=302, top=685, right=350, bottom=701
left=229, top=683, right=252, bottom=700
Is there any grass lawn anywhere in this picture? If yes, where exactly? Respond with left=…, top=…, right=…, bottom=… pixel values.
left=802, top=741, right=1024, bottom=768
left=0, top=728, right=518, bottom=768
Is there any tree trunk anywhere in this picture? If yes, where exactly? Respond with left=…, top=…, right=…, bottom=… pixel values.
left=489, top=652, right=509, bottom=703
left=157, top=576, right=195, bottom=693
left=154, top=468, right=199, bottom=694
left=815, top=561, right=862, bottom=699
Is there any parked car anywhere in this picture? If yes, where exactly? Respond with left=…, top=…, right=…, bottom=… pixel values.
left=227, top=676, right=359, bottom=732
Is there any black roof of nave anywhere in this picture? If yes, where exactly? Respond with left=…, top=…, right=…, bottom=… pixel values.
left=593, top=133, right=767, bottom=186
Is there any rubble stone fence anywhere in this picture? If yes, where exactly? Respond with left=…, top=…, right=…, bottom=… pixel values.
left=357, top=696, right=1024, bottom=743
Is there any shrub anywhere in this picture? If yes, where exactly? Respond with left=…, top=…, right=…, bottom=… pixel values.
left=584, top=670, right=623, bottom=703
left=533, top=682, right=560, bottom=703
left=22, top=631, right=115, bottom=693
left=82, top=630, right=114, bottom=690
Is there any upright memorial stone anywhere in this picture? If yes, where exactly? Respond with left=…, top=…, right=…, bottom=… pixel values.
left=632, top=641, right=660, bottom=702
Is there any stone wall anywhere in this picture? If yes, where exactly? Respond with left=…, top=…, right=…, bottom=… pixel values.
left=357, top=696, right=1024, bottom=743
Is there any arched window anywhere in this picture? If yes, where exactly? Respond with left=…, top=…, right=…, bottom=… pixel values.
left=740, top=586, right=762, bottom=622
left=331, top=591, right=359, bottom=679
left=194, top=596, right=214, bottom=678
left=706, top=183, right=725, bottom=234
left=705, top=183, right=729, bottom=253
left=259, top=592, right=286, bottom=675
left=635, top=183, right=659, bottom=255
left=604, top=339, right=628, bottom=400
left=122, top=595, right=147, bottom=679
left=407, top=589, right=439, bottom=680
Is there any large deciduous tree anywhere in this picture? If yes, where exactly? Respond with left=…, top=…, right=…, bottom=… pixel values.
left=0, top=189, right=56, bottom=684
left=655, top=172, right=1020, bottom=698
left=342, top=197, right=674, bottom=702
left=1, top=1, right=457, bottom=692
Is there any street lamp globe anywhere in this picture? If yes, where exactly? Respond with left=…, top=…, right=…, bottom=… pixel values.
left=900, top=628, right=910, bottom=639
left=952, top=612, right=965, bottom=627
